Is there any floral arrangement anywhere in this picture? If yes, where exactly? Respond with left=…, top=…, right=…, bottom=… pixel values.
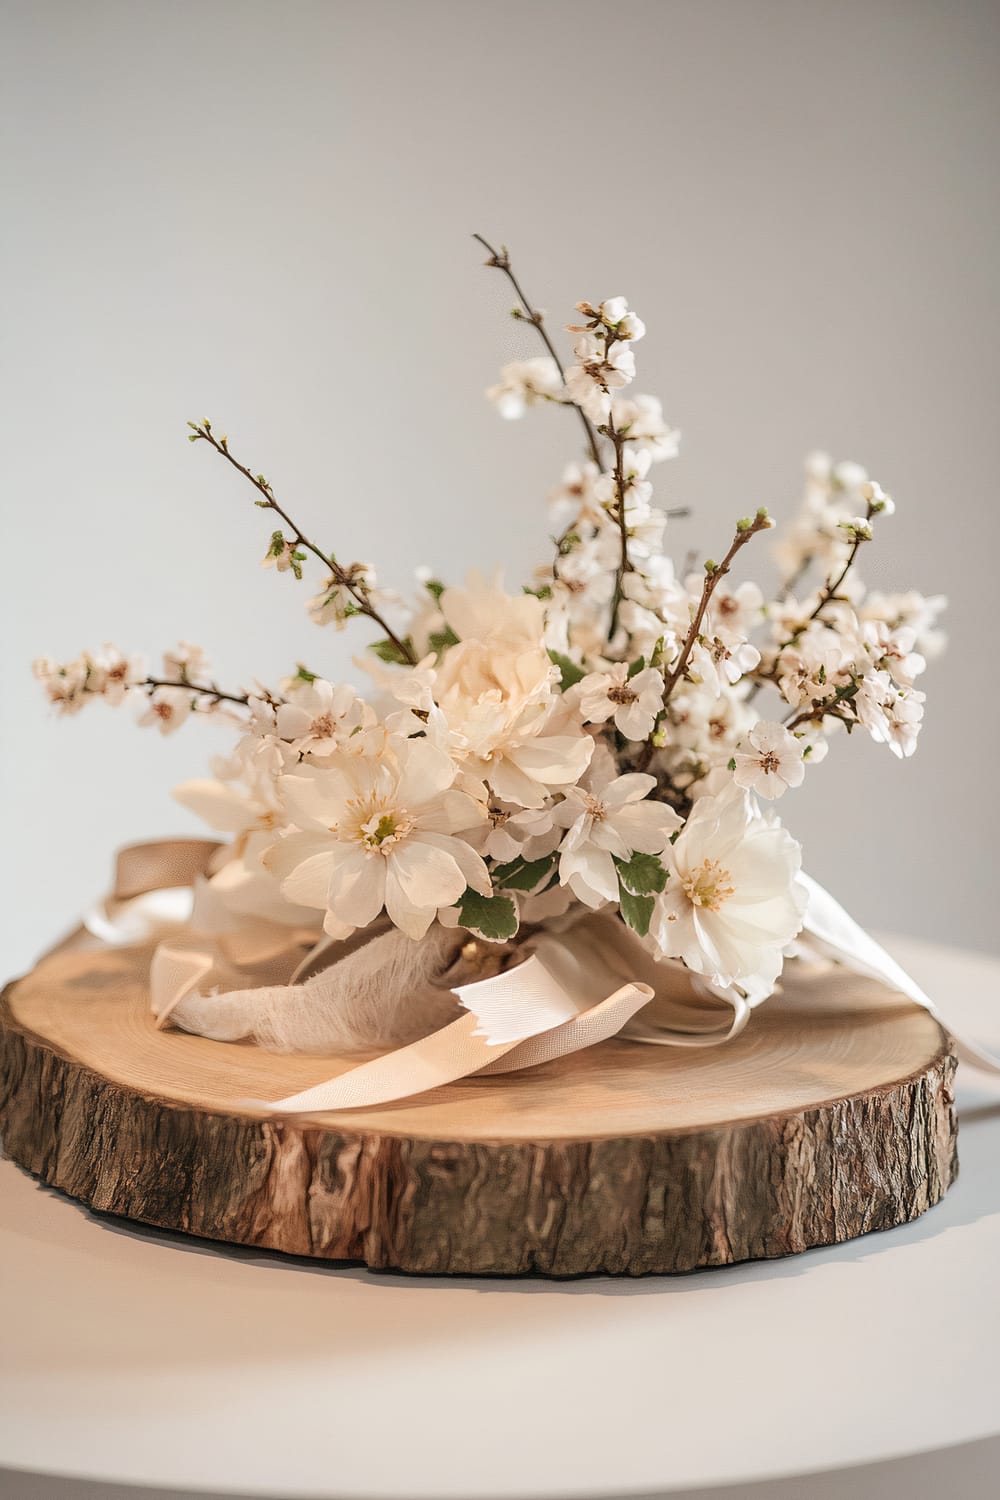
left=35, top=236, right=945, bottom=1018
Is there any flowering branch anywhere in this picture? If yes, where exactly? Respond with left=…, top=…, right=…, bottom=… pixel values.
left=606, top=418, right=630, bottom=637
left=661, top=510, right=774, bottom=709
left=188, top=420, right=417, bottom=665
left=142, top=676, right=253, bottom=709
left=784, top=680, right=859, bottom=732
left=473, top=234, right=604, bottom=470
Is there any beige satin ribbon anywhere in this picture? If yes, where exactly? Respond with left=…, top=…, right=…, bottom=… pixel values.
left=86, top=839, right=1000, bottom=1115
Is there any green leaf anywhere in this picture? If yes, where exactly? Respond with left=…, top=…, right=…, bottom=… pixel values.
left=369, top=636, right=414, bottom=665
left=491, top=853, right=557, bottom=893
left=618, top=885, right=654, bottom=937
left=292, top=663, right=318, bottom=684
left=428, top=625, right=459, bottom=653
left=423, top=578, right=446, bottom=602
left=548, top=650, right=586, bottom=691
left=626, top=656, right=646, bottom=679
left=458, top=888, right=519, bottom=943
left=614, top=851, right=668, bottom=896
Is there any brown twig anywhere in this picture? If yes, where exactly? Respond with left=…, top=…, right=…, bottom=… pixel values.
left=143, top=676, right=253, bottom=709
left=189, top=422, right=417, bottom=665
left=473, top=234, right=604, bottom=470
left=606, top=418, right=630, bottom=638
left=661, top=511, right=773, bottom=708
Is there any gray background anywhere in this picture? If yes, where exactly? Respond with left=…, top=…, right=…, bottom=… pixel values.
left=2, top=0, right=998, bottom=973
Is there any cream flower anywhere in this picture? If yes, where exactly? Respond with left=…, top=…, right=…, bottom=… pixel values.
left=33, top=655, right=90, bottom=715
left=555, top=771, right=680, bottom=908
left=173, top=760, right=313, bottom=926
left=732, top=722, right=805, bottom=800
left=428, top=572, right=594, bottom=807
left=577, top=661, right=665, bottom=741
left=137, top=685, right=192, bottom=734
left=275, top=678, right=373, bottom=757
left=564, top=332, right=636, bottom=423
left=266, top=736, right=490, bottom=940
left=486, top=356, right=564, bottom=418
left=650, top=784, right=806, bottom=993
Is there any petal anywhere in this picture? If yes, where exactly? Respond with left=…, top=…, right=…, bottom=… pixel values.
left=559, top=846, right=618, bottom=906
left=279, top=850, right=337, bottom=909
left=610, top=800, right=679, bottom=853
left=173, top=779, right=254, bottom=834
left=602, top=772, right=657, bottom=807
left=417, top=831, right=491, bottom=896
left=390, top=837, right=468, bottom=910
left=395, top=738, right=455, bottom=808
left=327, top=846, right=386, bottom=929
left=508, top=734, right=594, bottom=785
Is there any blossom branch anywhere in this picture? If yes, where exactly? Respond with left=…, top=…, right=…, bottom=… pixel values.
left=802, top=515, right=872, bottom=626
left=606, top=418, right=630, bottom=638
left=142, top=676, right=254, bottom=710
left=660, top=510, right=774, bottom=708
left=188, top=421, right=417, bottom=665
left=473, top=234, right=604, bottom=470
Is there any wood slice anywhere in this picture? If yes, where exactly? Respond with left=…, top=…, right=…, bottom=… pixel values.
left=0, top=937, right=957, bottom=1276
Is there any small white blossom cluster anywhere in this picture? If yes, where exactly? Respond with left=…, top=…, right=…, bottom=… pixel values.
left=36, top=251, right=944, bottom=1002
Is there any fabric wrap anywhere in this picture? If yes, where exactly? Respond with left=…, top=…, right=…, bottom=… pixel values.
left=83, top=838, right=1000, bottom=1114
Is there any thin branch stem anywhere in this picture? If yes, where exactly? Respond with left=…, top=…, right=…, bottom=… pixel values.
left=607, top=418, right=630, bottom=639
left=473, top=233, right=604, bottom=470
left=661, top=513, right=773, bottom=708
left=190, top=422, right=417, bottom=665
left=783, top=680, right=859, bottom=732
left=803, top=532, right=867, bottom=625
left=143, top=676, right=252, bottom=709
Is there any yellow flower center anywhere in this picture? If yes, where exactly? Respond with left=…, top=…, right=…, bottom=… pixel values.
left=683, top=858, right=735, bottom=912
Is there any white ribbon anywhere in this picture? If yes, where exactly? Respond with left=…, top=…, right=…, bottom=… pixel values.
left=797, top=873, right=1000, bottom=1073
left=81, top=840, right=1000, bottom=1116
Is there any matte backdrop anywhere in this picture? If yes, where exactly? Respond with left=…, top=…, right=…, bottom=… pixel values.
left=2, top=0, right=998, bottom=973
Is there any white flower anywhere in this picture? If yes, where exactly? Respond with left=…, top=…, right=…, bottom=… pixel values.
left=486, top=356, right=563, bottom=419
left=775, top=642, right=851, bottom=710
left=732, top=722, right=805, bottom=800
left=708, top=581, right=764, bottom=642
left=92, top=645, right=147, bottom=704
left=547, top=460, right=603, bottom=532
left=137, top=685, right=192, bottom=734
left=863, top=621, right=926, bottom=688
left=555, top=771, right=680, bottom=908
left=596, top=297, right=645, bottom=341
left=577, top=661, right=665, bottom=740
left=855, top=671, right=925, bottom=758
left=860, top=591, right=947, bottom=660
left=266, top=736, right=490, bottom=940
left=33, top=655, right=89, bottom=715
left=275, top=678, right=373, bottom=757
left=467, top=802, right=559, bottom=863
left=564, top=332, right=636, bottom=423
left=174, top=756, right=319, bottom=926
left=162, top=642, right=210, bottom=684
left=688, top=635, right=761, bottom=694
left=650, top=784, right=806, bottom=993
left=307, top=566, right=375, bottom=628
left=609, top=394, right=680, bottom=462
left=427, top=572, right=594, bottom=807
left=261, top=532, right=304, bottom=576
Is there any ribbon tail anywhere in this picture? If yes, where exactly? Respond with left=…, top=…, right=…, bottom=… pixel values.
left=800, top=872, right=1000, bottom=1073
left=249, top=944, right=658, bottom=1114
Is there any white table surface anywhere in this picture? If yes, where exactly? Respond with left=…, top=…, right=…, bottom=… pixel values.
left=2, top=933, right=999, bottom=1500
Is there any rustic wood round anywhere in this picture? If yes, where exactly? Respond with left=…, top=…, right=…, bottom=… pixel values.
left=0, top=938, right=957, bottom=1276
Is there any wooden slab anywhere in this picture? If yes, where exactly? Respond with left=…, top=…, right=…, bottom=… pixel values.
left=0, top=938, right=957, bottom=1275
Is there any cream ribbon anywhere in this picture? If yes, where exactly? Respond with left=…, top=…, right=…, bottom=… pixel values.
left=85, top=840, right=1000, bottom=1114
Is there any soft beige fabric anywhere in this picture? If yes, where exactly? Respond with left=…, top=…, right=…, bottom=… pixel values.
left=168, top=921, right=475, bottom=1054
